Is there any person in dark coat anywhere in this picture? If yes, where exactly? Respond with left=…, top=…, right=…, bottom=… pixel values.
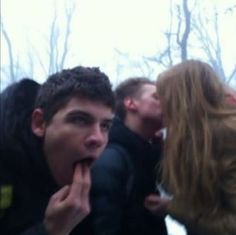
left=84, top=77, right=168, bottom=235
left=0, top=66, right=115, bottom=235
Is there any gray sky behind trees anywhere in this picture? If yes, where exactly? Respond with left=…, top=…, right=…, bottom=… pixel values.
left=1, top=0, right=236, bottom=91
left=1, top=1, right=235, bottom=233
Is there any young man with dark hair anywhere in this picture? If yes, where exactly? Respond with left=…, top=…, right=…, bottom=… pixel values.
left=84, top=77, right=168, bottom=235
left=0, top=66, right=115, bottom=235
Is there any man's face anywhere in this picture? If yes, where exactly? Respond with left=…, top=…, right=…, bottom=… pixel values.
left=135, top=84, right=162, bottom=124
left=37, top=97, right=113, bottom=186
left=225, top=86, right=236, bottom=105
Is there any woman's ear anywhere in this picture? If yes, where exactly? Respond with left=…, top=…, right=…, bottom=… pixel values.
left=31, top=108, right=46, bottom=137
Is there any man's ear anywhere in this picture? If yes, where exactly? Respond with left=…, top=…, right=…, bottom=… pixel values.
left=31, top=108, right=46, bottom=137
left=124, top=97, right=137, bottom=112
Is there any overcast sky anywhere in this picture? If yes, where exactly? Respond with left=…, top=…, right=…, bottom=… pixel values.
left=1, top=0, right=236, bottom=90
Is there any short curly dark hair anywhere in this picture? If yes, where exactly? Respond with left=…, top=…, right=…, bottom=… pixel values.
left=35, top=66, right=115, bottom=123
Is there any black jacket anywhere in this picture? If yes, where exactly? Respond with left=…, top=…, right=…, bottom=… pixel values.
left=82, top=117, right=167, bottom=235
left=0, top=138, right=59, bottom=235
left=0, top=79, right=58, bottom=235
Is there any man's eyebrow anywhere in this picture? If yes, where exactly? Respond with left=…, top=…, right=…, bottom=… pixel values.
left=66, top=110, right=94, bottom=119
left=67, top=110, right=113, bottom=122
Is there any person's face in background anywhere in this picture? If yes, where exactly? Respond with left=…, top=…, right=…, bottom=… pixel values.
left=32, top=97, right=113, bottom=186
left=134, top=83, right=162, bottom=126
left=224, top=85, right=236, bottom=105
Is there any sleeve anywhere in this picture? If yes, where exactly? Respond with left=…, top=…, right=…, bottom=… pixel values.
left=19, top=223, right=50, bottom=235
left=167, top=159, right=236, bottom=235
left=90, top=147, right=130, bottom=235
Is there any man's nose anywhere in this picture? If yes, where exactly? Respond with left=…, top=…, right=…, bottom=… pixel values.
left=85, top=124, right=106, bottom=149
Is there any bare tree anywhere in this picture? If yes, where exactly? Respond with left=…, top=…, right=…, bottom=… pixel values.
left=145, top=0, right=192, bottom=69
left=144, top=0, right=175, bottom=68
left=48, top=9, right=60, bottom=74
left=145, top=0, right=236, bottom=84
left=112, top=0, right=193, bottom=81
left=1, top=21, right=23, bottom=82
left=59, top=2, right=75, bottom=70
left=193, top=4, right=236, bottom=82
left=114, top=49, right=157, bottom=82
left=166, top=0, right=174, bottom=66
left=176, top=0, right=191, bottom=61
left=38, top=1, right=76, bottom=75
left=1, top=0, right=76, bottom=86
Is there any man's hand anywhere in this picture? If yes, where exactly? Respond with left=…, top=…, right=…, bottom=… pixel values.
left=44, top=163, right=91, bottom=235
left=144, top=194, right=170, bottom=217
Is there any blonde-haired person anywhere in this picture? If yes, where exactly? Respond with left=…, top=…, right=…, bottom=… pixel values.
left=144, top=60, right=236, bottom=235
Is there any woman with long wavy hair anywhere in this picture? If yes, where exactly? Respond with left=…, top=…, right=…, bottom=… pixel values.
left=155, top=60, right=236, bottom=235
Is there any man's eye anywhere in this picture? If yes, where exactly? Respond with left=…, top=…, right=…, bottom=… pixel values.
left=101, top=122, right=112, bottom=132
left=72, top=116, right=89, bottom=125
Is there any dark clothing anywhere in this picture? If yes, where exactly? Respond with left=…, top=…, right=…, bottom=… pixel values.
left=83, top=117, right=167, bottom=235
left=0, top=79, right=58, bottom=235
left=0, top=138, right=58, bottom=235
